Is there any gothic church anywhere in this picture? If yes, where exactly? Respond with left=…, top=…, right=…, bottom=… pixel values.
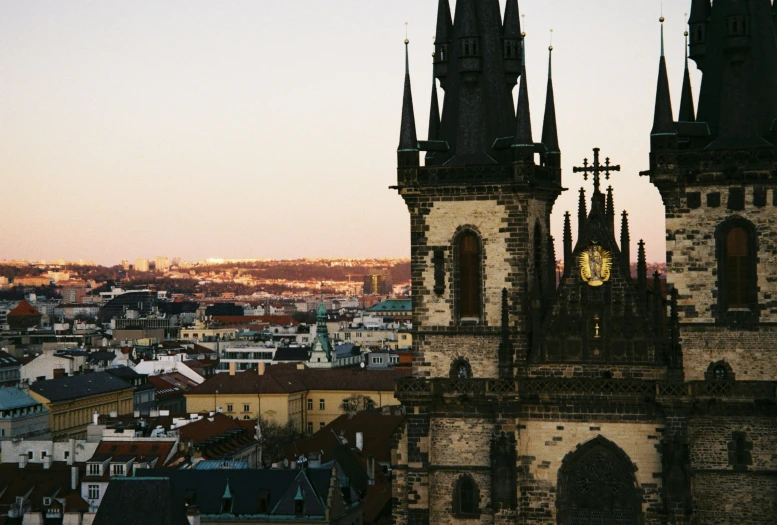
left=390, top=0, right=777, bottom=523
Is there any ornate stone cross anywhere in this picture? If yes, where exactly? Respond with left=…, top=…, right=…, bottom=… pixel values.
left=573, top=147, right=620, bottom=194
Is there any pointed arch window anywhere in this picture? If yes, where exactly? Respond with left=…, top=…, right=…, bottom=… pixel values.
left=726, top=227, right=749, bottom=308
left=452, top=474, right=480, bottom=518
left=456, top=231, right=482, bottom=322
left=716, top=219, right=758, bottom=323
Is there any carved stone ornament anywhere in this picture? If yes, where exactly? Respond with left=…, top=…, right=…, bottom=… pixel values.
left=579, top=245, right=612, bottom=287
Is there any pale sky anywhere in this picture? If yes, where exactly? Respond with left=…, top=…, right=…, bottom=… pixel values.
left=1, top=1, right=695, bottom=265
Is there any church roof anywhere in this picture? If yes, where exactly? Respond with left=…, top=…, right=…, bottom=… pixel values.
left=7, top=299, right=42, bottom=318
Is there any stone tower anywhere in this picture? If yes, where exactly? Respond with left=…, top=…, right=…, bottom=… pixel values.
left=391, top=1, right=777, bottom=524
left=643, top=0, right=777, bottom=522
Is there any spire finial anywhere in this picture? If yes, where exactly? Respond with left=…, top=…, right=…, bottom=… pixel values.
left=548, top=29, right=554, bottom=75
left=660, top=14, right=665, bottom=57
left=521, top=13, right=526, bottom=37
left=405, top=21, right=409, bottom=44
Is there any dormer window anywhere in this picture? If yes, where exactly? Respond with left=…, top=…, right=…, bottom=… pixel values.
left=294, top=500, right=304, bottom=516
left=88, top=463, right=101, bottom=476
left=111, top=464, right=125, bottom=476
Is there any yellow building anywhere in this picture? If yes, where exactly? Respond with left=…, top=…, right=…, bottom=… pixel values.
left=29, top=372, right=135, bottom=440
left=185, top=363, right=408, bottom=435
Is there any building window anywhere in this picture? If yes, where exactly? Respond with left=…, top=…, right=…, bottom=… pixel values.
left=243, top=415, right=250, bottom=420
left=112, top=464, right=124, bottom=476
left=227, top=404, right=233, bottom=413
left=88, top=485, right=99, bottom=500
left=307, top=399, right=313, bottom=410
left=452, top=475, right=480, bottom=517
left=41, top=451, right=47, bottom=459
left=716, top=219, right=758, bottom=321
left=243, top=404, right=250, bottom=412
left=319, top=399, right=325, bottom=410
left=88, top=463, right=100, bottom=475
left=27, top=451, right=33, bottom=460
left=456, top=230, right=482, bottom=322
left=319, top=422, right=325, bottom=430
left=307, top=422, right=313, bottom=434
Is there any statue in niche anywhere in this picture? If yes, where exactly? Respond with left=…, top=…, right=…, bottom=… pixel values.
left=490, top=432, right=517, bottom=511
left=662, top=436, right=692, bottom=516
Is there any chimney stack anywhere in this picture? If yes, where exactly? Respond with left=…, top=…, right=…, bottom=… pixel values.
left=19, top=453, right=27, bottom=469
left=258, top=362, right=265, bottom=376
left=43, top=455, right=51, bottom=469
left=229, top=362, right=236, bottom=376
left=356, top=432, right=364, bottom=451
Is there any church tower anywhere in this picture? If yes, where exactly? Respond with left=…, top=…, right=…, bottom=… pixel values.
left=393, top=0, right=562, bottom=522
left=644, top=1, right=777, bottom=522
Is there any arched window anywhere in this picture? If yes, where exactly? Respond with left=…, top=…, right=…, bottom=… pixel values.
left=716, top=219, right=758, bottom=322
left=713, top=365, right=727, bottom=381
left=726, top=227, right=749, bottom=308
left=457, top=231, right=482, bottom=322
left=452, top=475, right=480, bottom=518
left=449, top=358, right=472, bottom=379
left=459, top=477, right=475, bottom=514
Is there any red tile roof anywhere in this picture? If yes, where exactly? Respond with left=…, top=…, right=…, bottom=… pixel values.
left=7, top=299, right=42, bottom=318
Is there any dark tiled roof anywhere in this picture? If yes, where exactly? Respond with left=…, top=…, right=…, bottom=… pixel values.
left=30, top=372, right=132, bottom=402
left=141, top=468, right=335, bottom=517
left=187, top=364, right=409, bottom=396
left=93, top=478, right=189, bottom=525
left=273, top=347, right=310, bottom=362
left=87, top=351, right=118, bottom=365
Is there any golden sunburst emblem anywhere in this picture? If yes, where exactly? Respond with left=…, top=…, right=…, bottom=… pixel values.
left=579, top=245, right=612, bottom=287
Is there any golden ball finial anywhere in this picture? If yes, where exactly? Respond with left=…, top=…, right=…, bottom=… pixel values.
left=659, top=16, right=665, bottom=23
left=549, top=45, right=553, bottom=51
left=404, top=38, right=409, bottom=44
left=521, top=31, right=526, bottom=37
left=684, top=30, right=689, bottom=36
left=431, top=51, right=435, bottom=57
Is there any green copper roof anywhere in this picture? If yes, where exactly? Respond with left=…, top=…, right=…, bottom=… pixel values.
left=367, top=299, right=412, bottom=312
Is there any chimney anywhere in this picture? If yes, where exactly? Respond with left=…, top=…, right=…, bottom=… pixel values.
left=229, top=362, right=236, bottom=376
left=67, top=439, right=75, bottom=466
left=92, top=411, right=99, bottom=426
left=43, top=455, right=51, bottom=469
left=71, top=466, right=79, bottom=491
left=367, top=455, right=375, bottom=486
left=19, top=453, right=27, bottom=469
left=258, top=362, right=265, bottom=376
left=355, top=432, right=364, bottom=451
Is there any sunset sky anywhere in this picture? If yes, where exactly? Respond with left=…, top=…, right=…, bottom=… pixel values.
left=1, top=1, right=695, bottom=265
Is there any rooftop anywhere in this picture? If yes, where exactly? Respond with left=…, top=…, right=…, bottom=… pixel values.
left=30, top=371, right=133, bottom=403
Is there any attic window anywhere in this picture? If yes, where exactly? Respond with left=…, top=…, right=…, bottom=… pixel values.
left=294, top=500, right=304, bottom=516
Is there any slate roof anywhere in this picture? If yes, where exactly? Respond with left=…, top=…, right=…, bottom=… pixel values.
left=0, top=463, right=89, bottom=519
left=29, top=372, right=133, bottom=402
left=0, top=350, right=19, bottom=368
left=187, top=363, right=410, bottom=396
left=141, top=468, right=337, bottom=518
left=86, top=351, right=118, bottom=365
left=273, top=347, right=310, bottom=362
left=93, top=478, right=189, bottom=525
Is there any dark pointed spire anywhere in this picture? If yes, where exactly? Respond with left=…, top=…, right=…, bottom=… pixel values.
left=514, top=42, right=533, bottom=146
left=621, top=210, right=631, bottom=276
left=435, top=0, right=453, bottom=44
left=563, top=212, right=573, bottom=278
left=637, top=239, right=648, bottom=303
left=652, top=17, right=675, bottom=135
left=398, top=39, right=419, bottom=167
left=577, top=188, right=587, bottom=240
left=605, top=186, right=615, bottom=233
left=541, top=45, right=560, bottom=153
left=678, top=30, right=696, bottom=122
left=503, top=0, right=521, bottom=39
left=689, top=0, right=711, bottom=24
left=428, top=75, right=441, bottom=141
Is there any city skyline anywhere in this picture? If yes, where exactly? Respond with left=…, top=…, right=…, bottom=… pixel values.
left=1, top=1, right=693, bottom=265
